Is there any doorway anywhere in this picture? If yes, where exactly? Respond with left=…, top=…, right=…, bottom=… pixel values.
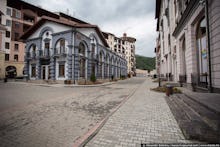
left=42, top=65, right=49, bottom=80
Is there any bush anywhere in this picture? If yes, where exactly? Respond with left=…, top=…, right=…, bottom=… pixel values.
left=120, top=75, right=126, bottom=80
left=151, top=86, right=182, bottom=94
left=90, top=74, right=96, bottom=82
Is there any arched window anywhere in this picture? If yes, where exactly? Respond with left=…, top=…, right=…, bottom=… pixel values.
left=79, top=42, right=86, bottom=78
left=59, top=39, right=65, bottom=54
left=196, top=17, right=208, bottom=83
left=197, top=18, right=207, bottom=73
left=30, top=44, right=36, bottom=58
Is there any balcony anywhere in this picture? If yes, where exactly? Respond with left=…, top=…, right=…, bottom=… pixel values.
left=54, top=47, right=67, bottom=57
left=26, top=52, right=36, bottom=60
left=39, top=49, right=50, bottom=59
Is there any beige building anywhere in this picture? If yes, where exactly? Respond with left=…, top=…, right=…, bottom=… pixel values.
left=0, top=0, right=59, bottom=78
left=0, top=9, right=7, bottom=79
left=156, top=0, right=220, bottom=93
left=103, top=32, right=136, bottom=75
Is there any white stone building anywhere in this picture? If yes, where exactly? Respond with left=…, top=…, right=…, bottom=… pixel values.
left=156, top=0, right=220, bottom=93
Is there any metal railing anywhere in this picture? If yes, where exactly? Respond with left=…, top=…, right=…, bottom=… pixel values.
left=54, top=47, right=67, bottom=55
left=39, top=49, right=50, bottom=58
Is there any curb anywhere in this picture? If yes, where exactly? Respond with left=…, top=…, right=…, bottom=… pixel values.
left=72, top=85, right=140, bottom=147
left=4, top=81, right=116, bottom=88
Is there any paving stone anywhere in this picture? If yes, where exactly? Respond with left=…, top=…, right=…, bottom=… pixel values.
left=0, top=78, right=145, bottom=147
left=86, top=78, right=190, bottom=146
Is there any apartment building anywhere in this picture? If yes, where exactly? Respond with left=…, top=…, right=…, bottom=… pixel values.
left=0, top=0, right=59, bottom=78
left=103, top=32, right=136, bottom=76
left=155, top=0, right=220, bottom=93
left=0, top=11, right=7, bottom=79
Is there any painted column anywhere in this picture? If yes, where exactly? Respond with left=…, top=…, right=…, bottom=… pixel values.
left=36, top=59, right=41, bottom=79
left=104, top=63, right=107, bottom=78
left=74, top=46, right=79, bottom=80
left=24, top=51, right=29, bottom=78
left=49, top=56, right=55, bottom=80
left=87, top=51, right=92, bottom=80
left=67, top=45, right=73, bottom=80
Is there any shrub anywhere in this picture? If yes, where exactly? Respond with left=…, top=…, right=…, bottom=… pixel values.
left=90, top=74, right=96, bottom=82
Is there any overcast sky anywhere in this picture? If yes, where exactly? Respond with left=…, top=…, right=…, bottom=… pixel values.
left=26, top=0, right=157, bottom=57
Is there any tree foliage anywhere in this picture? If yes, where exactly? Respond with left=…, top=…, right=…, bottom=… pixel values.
left=135, top=55, right=155, bottom=71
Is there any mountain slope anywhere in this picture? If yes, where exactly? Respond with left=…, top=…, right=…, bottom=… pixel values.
left=135, top=55, right=155, bottom=71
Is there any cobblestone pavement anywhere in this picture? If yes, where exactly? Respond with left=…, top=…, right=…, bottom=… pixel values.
left=0, top=78, right=144, bottom=147
left=86, top=78, right=190, bottom=147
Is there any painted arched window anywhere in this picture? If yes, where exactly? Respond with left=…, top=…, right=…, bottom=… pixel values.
left=79, top=42, right=86, bottom=78
left=59, top=39, right=65, bottom=54
left=29, top=44, right=36, bottom=58
left=196, top=17, right=208, bottom=80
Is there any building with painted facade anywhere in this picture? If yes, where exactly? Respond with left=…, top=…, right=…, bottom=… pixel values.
left=0, top=0, right=60, bottom=78
left=155, top=0, right=220, bottom=92
left=20, top=16, right=127, bottom=83
left=103, top=32, right=136, bottom=76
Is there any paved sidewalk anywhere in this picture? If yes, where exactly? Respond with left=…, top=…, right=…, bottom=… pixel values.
left=179, top=87, right=220, bottom=114
left=86, top=78, right=190, bottom=147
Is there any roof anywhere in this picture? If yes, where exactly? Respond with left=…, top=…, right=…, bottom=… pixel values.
left=58, top=12, right=89, bottom=25
left=7, top=0, right=59, bottom=19
left=120, top=36, right=136, bottom=42
left=20, top=16, right=109, bottom=47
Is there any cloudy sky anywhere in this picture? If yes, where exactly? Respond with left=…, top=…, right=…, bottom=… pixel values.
left=26, top=0, right=157, bottom=57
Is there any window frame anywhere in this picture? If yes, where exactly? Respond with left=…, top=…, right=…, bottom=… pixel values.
left=58, top=62, right=65, bottom=77
left=14, top=54, right=18, bottom=61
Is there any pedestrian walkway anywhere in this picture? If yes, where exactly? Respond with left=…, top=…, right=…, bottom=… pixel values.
left=180, top=87, right=220, bottom=115
left=86, top=78, right=190, bottom=147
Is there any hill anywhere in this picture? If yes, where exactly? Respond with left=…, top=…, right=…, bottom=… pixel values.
left=135, top=55, right=155, bottom=71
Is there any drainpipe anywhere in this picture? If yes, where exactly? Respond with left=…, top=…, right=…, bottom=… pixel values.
left=205, top=0, right=213, bottom=92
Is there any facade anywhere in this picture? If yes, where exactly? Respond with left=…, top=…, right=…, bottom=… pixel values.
left=0, top=0, right=59, bottom=78
left=21, top=16, right=127, bottom=83
left=103, top=32, right=136, bottom=75
left=155, top=0, right=220, bottom=92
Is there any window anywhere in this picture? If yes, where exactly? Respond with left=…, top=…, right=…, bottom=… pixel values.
left=14, top=55, right=18, bottom=61
left=5, top=42, right=10, bottom=49
left=15, top=22, right=19, bottom=28
left=31, top=65, right=36, bottom=77
left=14, top=32, right=19, bottom=40
left=5, top=54, right=9, bottom=61
left=6, top=31, right=10, bottom=38
left=196, top=17, right=208, bottom=83
left=6, top=8, right=11, bottom=16
left=15, top=10, right=21, bottom=19
left=60, top=39, right=65, bottom=53
left=45, top=42, right=50, bottom=49
left=6, top=20, right=11, bottom=26
left=59, top=64, right=65, bottom=77
left=15, top=44, right=19, bottom=51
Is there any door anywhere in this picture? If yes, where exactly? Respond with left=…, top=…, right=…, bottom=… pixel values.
left=42, top=65, right=49, bottom=80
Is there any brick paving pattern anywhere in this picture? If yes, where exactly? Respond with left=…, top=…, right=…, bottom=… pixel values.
left=86, top=78, right=190, bottom=147
left=0, top=78, right=144, bottom=147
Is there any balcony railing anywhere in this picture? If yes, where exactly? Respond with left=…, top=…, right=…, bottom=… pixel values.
left=26, top=52, right=36, bottom=60
left=54, top=47, right=67, bottom=56
left=39, top=49, right=50, bottom=58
